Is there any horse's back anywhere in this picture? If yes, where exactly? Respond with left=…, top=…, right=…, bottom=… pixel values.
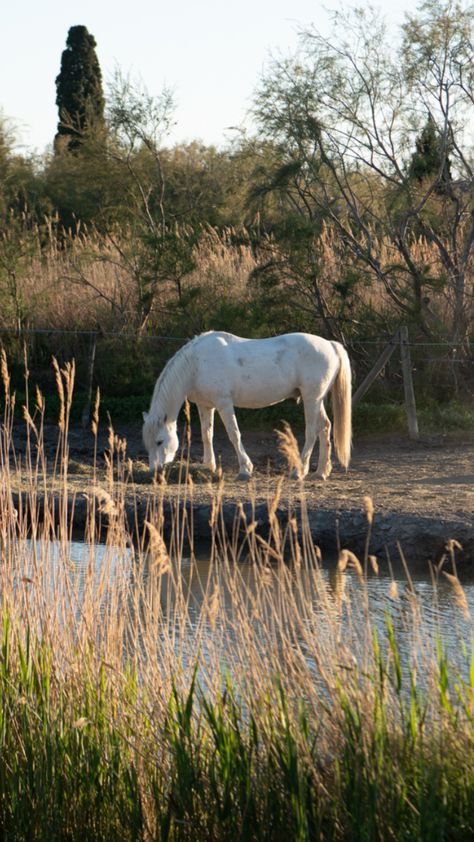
left=193, top=331, right=338, bottom=371
left=195, top=330, right=334, bottom=355
left=189, top=331, right=340, bottom=409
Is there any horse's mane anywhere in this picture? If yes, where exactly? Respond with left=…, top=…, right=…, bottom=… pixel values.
left=149, top=332, right=211, bottom=418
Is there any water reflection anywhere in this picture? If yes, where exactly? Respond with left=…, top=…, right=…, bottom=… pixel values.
left=6, top=539, right=133, bottom=631
left=10, top=539, right=473, bottom=681
left=138, top=550, right=473, bottom=682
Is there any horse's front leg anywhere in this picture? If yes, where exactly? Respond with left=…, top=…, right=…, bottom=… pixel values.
left=216, top=400, right=253, bottom=480
left=197, top=405, right=216, bottom=472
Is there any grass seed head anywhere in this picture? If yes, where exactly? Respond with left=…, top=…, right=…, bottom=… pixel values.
left=208, top=583, right=220, bottom=632
left=1, top=349, right=10, bottom=395
left=52, top=357, right=65, bottom=430
left=369, top=555, right=379, bottom=575
left=276, top=421, right=303, bottom=477
left=442, top=571, right=470, bottom=620
left=35, top=385, right=44, bottom=414
left=145, top=521, right=171, bottom=576
left=93, top=486, right=118, bottom=518
left=338, top=549, right=363, bottom=578
left=91, top=387, right=100, bottom=437
left=364, top=495, right=374, bottom=525
left=269, top=477, right=283, bottom=521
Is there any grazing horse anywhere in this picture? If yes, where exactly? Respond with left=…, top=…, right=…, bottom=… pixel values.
left=142, top=331, right=352, bottom=480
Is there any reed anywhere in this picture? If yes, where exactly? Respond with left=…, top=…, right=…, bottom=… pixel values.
left=1, top=220, right=470, bottom=342
left=0, top=358, right=473, bottom=840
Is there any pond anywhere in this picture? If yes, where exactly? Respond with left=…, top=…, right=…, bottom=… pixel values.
left=10, top=538, right=473, bottom=687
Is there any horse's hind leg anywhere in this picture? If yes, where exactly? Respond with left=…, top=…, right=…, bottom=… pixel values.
left=295, top=396, right=321, bottom=479
left=197, top=405, right=216, bottom=471
left=295, top=397, right=332, bottom=480
left=216, top=400, right=253, bottom=480
left=315, top=402, right=332, bottom=480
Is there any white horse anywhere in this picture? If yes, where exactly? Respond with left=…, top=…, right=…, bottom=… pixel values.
left=142, top=331, right=352, bottom=480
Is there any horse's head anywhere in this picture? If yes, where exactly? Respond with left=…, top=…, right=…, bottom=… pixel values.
left=142, top=411, right=179, bottom=473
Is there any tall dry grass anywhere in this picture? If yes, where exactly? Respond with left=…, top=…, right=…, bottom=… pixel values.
left=0, top=223, right=258, bottom=335
left=0, top=356, right=473, bottom=839
left=1, top=218, right=470, bottom=340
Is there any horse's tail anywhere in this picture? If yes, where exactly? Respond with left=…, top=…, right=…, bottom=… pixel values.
left=330, top=341, right=352, bottom=469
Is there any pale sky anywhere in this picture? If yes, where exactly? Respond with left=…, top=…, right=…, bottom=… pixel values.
left=2, top=0, right=416, bottom=155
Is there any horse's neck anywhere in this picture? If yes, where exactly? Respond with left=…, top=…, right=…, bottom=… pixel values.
left=152, top=354, right=191, bottom=422
left=152, top=381, right=187, bottom=423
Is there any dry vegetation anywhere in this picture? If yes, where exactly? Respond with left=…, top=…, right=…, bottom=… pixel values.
left=0, top=223, right=258, bottom=334
left=2, top=220, right=471, bottom=341
left=1, top=357, right=473, bottom=839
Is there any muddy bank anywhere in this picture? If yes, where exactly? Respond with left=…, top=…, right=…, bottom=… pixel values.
left=11, top=490, right=473, bottom=566
left=184, top=500, right=473, bottom=564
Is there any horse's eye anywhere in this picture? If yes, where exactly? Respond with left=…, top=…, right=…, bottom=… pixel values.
left=156, top=439, right=163, bottom=447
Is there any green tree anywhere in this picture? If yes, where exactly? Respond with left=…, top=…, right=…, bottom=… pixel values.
left=253, top=0, right=474, bottom=343
left=43, top=141, right=125, bottom=234
left=160, top=142, right=246, bottom=228
left=0, top=115, right=48, bottom=224
left=55, top=25, right=105, bottom=152
left=59, top=72, right=198, bottom=334
left=0, top=212, right=42, bottom=332
left=409, top=114, right=452, bottom=186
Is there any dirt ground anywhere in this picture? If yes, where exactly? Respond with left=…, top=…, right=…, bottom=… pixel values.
left=10, top=422, right=474, bottom=562
left=53, top=422, right=471, bottom=520
left=108, top=424, right=474, bottom=518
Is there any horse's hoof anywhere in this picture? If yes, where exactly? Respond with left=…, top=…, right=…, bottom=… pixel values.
left=290, top=469, right=303, bottom=481
left=312, top=470, right=330, bottom=481
left=236, top=472, right=252, bottom=482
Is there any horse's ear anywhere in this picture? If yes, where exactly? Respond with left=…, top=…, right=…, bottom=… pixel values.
left=142, top=411, right=149, bottom=422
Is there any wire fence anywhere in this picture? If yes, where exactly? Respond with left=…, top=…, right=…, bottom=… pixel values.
left=0, top=326, right=472, bottom=417
left=0, top=325, right=469, bottom=347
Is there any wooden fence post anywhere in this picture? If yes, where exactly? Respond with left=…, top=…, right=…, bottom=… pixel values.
left=399, top=325, right=419, bottom=440
left=352, top=330, right=400, bottom=408
left=81, top=333, right=97, bottom=430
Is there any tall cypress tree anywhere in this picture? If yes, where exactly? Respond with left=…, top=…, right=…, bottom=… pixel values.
left=55, top=25, right=105, bottom=152
left=408, top=114, right=452, bottom=188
